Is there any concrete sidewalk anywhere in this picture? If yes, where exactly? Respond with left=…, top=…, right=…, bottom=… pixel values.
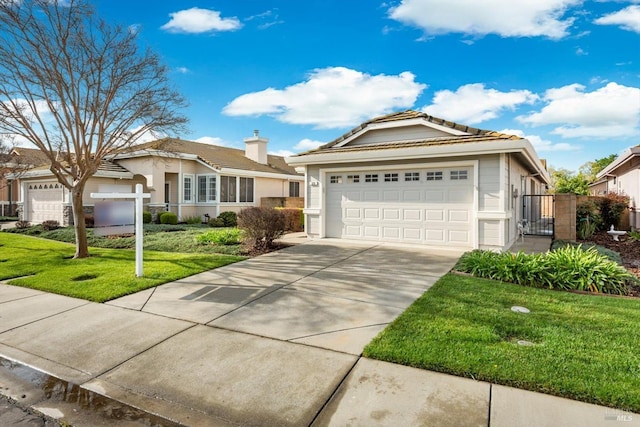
left=0, top=240, right=637, bottom=426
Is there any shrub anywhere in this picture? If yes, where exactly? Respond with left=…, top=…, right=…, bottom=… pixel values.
left=182, top=215, right=201, bottom=225
left=208, top=217, right=225, bottom=227
left=196, top=228, right=242, bottom=245
left=577, top=217, right=597, bottom=240
left=455, top=246, right=632, bottom=295
left=41, top=220, right=60, bottom=231
left=218, top=211, right=237, bottom=227
left=551, top=240, right=622, bottom=265
left=276, top=208, right=304, bottom=232
left=576, top=200, right=601, bottom=234
left=84, top=215, right=94, bottom=228
left=596, top=192, right=629, bottom=230
left=142, top=211, right=152, bottom=224
left=237, top=207, right=285, bottom=250
left=15, top=220, right=30, bottom=229
left=159, top=212, right=178, bottom=225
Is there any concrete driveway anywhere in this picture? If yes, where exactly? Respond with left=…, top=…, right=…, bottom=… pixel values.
left=108, top=239, right=461, bottom=355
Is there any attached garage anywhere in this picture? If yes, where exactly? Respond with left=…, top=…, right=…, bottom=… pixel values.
left=325, top=166, right=474, bottom=247
left=287, top=110, right=551, bottom=251
left=26, top=181, right=64, bottom=224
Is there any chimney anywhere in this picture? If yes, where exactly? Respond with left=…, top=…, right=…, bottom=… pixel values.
left=244, top=129, right=268, bottom=164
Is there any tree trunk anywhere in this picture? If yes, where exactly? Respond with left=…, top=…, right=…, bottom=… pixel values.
left=71, top=185, right=89, bottom=259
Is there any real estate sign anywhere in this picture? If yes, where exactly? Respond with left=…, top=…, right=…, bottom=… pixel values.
left=93, top=201, right=135, bottom=236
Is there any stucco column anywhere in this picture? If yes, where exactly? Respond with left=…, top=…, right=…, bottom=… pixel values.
left=554, top=193, right=576, bottom=241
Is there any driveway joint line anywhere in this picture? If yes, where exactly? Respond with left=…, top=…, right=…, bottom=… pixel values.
left=289, top=322, right=389, bottom=342
left=488, top=383, right=492, bottom=427
left=308, top=356, right=361, bottom=426
left=0, top=300, right=91, bottom=335
left=281, top=286, right=417, bottom=309
left=139, top=286, right=159, bottom=312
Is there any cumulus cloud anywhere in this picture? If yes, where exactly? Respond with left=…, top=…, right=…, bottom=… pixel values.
left=161, top=8, right=242, bottom=34
left=294, top=139, right=325, bottom=150
left=517, top=82, right=640, bottom=138
left=195, top=136, right=230, bottom=146
left=388, top=0, right=580, bottom=39
left=500, top=128, right=581, bottom=152
left=422, top=83, right=538, bottom=124
left=175, top=67, right=190, bottom=74
left=595, top=5, right=640, bottom=33
left=222, top=67, right=427, bottom=129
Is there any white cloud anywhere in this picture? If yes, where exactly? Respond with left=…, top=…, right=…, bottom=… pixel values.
left=575, top=47, right=588, bottom=55
left=517, top=82, right=640, bottom=138
left=195, top=136, right=229, bottom=146
left=388, top=0, right=581, bottom=39
left=422, top=83, right=538, bottom=124
left=222, top=67, right=427, bottom=129
left=269, top=149, right=295, bottom=157
left=294, top=139, right=325, bottom=150
left=595, top=5, right=640, bottom=33
left=500, top=128, right=581, bottom=152
left=175, top=67, right=190, bottom=74
left=161, top=8, right=242, bottom=34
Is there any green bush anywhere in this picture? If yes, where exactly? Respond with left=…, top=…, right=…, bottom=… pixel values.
left=208, top=217, right=225, bottom=227
left=237, top=207, right=285, bottom=250
left=577, top=217, right=597, bottom=240
left=142, top=211, right=152, bottom=224
left=183, top=215, right=202, bottom=225
left=455, top=246, right=632, bottom=295
left=218, top=211, right=237, bottom=227
left=551, top=240, right=622, bottom=265
left=196, top=228, right=242, bottom=245
left=159, top=212, right=178, bottom=225
left=596, top=192, right=629, bottom=230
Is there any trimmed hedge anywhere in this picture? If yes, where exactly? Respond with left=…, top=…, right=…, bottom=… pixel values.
left=142, top=211, right=152, bottom=224
left=159, top=212, right=178, bottom=225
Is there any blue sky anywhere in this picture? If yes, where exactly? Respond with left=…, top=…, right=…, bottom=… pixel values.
left=94, top=0, right=640, bottom=172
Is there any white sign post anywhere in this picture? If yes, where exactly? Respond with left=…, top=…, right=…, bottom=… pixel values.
left=91, top=184, right=151, bottom=277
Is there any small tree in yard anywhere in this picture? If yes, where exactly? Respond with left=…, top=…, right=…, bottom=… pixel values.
left=237, top=207, right=285, bottom=251
left=0, top=0, right=187, bottom=258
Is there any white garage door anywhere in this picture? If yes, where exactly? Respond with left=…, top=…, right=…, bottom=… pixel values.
left=326, top=167, right=474, bottom=247
left=27, top=182, right=64, bottom=224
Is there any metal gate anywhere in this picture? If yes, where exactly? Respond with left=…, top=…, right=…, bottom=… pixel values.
left=522, top=195, right=555, bottom=237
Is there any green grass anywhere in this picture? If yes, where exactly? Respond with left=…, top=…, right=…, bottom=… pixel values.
left=5, top=224, right=243, bottom=255
left=364, top=273, right=640, bottom=412
left=0, top=233, right=244, bottom=302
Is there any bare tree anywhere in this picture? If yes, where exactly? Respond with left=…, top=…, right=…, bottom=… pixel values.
left=0, top=0, right=187, bottom=258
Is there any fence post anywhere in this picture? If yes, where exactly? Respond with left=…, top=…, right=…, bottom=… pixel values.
left=554, top=193, right=576, bottom=241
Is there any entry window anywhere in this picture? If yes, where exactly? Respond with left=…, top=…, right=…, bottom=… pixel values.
left=405, top=172, right=420, bottom=182
left=426, top=171, right=443, bottom=181
left=330, top=175, right=343, bottom=184
left=183, top=175, right=193, bottom=202
left=365, top=174, right=378, bottom=183
left=289, top=181, right=300, bottom=197
left=384, top=173, right=399, bottom=182
left=220, top=176, right=237, bottom=202
left=197, top=175, right=216, bottom=203
left=239, top=177, right=254, bottom=203
left=451, top=170, right=468, bottom=180
left=347, top=175, right=360, bottom=183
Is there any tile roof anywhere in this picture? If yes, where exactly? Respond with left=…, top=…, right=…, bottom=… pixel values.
left=123, top=138, right=300, bottom=176
left=8, top=147, right=50, bottom=166
left=293, top=110, right=521, bottom=156
left=24, top=158, right=132, bottom=176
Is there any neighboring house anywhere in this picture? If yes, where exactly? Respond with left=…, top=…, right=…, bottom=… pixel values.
left=287, top=110, right=550, bottom=251
left=0, top=147, right=49, bottom=217
left=16, top=132, right=304, bottom=225
left=593, top=147, right=640, bottom=228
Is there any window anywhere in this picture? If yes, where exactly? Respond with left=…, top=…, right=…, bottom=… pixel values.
left=365, top=174, right=378, bottom=183
left=347, top=175, right=360, bottom=183
left=183, top=175, right=193, bottom=202
left=405, top=172, right=420, bottom=182
left=384, top=173, right=398, bottom=182
left=197, top=175, right=216, bottom=203
left=330, top=175, right=342, bottom=184
left=239, top=177, right=254, bottom=203
left=289, top=181, right=300, bottom=197
left=450, top=170, right=468, bottom=180
left=426, top=171, right=443, bottom=181
left=220, top=176, right=236, bottom=203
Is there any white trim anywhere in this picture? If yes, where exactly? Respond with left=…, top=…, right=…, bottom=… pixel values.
left=220, top=167, right=302, bottom=181
left=477, top=211, right=513, bottom=220
left=472, top=160, right=479, bottom=249
left=15, top=168, right=133, bottom=179
left=196, top=173, right=218, bottom=203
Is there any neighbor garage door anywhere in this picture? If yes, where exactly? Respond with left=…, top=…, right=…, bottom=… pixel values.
left=325, top=167, right=474, bottom=247
left=27, top=181, right=64, bottom=224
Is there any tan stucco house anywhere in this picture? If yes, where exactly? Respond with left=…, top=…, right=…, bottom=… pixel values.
left=15, top=132, right=303, bottom=225
left=286, top=110, right=550, bottom=251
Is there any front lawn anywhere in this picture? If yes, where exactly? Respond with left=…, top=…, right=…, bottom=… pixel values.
left=0, top=233, right=244, bottom=302
left=364, top=273, right=640, bottom=413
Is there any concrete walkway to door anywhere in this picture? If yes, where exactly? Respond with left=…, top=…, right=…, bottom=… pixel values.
left=108, top=238, right=460, bottom=355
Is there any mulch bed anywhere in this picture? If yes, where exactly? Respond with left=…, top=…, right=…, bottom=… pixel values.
left=577, top=230, right=640, bottom=297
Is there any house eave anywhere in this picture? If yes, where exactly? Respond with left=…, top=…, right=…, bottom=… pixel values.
left=596, top=147, right=640, bottom=179
left=219, top=167, right=304, bottom=181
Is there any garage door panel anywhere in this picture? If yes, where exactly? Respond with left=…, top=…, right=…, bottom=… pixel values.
left=325, top=167, right=473, bottom=248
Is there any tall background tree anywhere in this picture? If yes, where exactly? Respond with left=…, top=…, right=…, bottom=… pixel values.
left=549, top=167, right=590, bottom=195
left=580, top=154, right=617, bottom=183
left=0, top=0, right=187, bottom=258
